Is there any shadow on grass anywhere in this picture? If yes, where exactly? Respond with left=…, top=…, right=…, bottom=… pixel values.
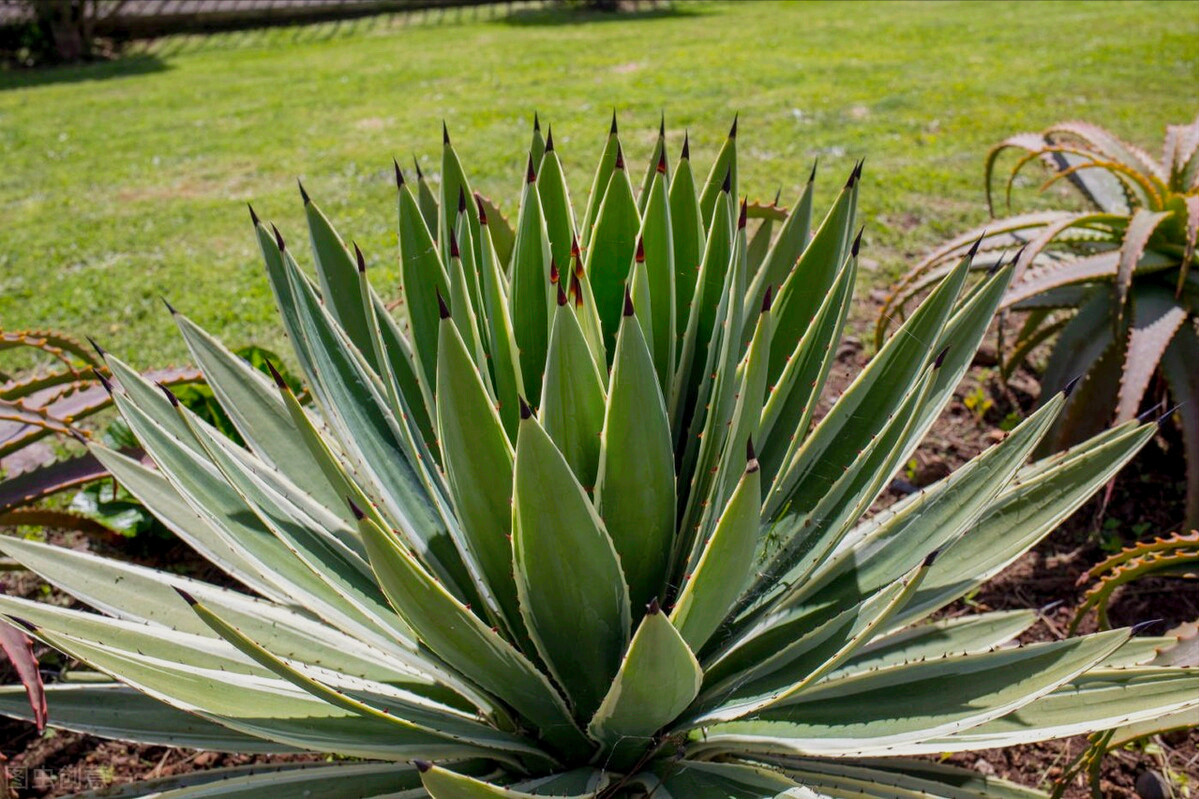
left=499, top=3, right=706, bottom=27
left=0, top=53, right=170, bottom=92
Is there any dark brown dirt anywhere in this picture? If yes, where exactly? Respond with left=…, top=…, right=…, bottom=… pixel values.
left=1, top=322, right=1196, bottom=798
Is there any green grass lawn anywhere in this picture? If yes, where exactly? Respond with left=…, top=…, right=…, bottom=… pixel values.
left=1, top=0, right=1195, bottom=368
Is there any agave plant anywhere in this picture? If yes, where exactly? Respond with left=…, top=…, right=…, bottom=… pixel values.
left=0, top=116, right=1196, bottom=799
left=878, top=117, right=1199, bottom=528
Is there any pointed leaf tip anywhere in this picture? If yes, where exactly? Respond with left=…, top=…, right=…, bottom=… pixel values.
left=557, top=282, right=568, bottom=307
left=681, top=131, right=690, bottom=160
left=614, top=144, right=625, bottom=171
left=533, top=111, right=541, bottom=132
left=647, top=597, right=661, bottom=615
left=457, top=186, right=467, bottom=213
left=729, top=112, right=739, bottom=139
left=923, top=548, right=941, bottom=568
left=658, top=111, right=665, bottom=138
left=393, top=158, right=405, bottom=188
left=92, top=369, right=112, bottom=394
left=545, top=126, right=555, bottom=152
left=347, top=498, right=365, bottom=520
left=297, top=179, right=310, bottom=205
left=1063, top=374, right=1083, bottom=398
left=761, top=284, right=774, bottom=313
left=721, top=166, right=732, bottom=193
left=610, top=110, right=618, bottom=135
left=570, top=234, right=580, bottom=258
left=526, top=153, right=537, bottom=184
left=85, top=335, right=105, bottom=358
left=353, top=242, right=366, bottom=273
left=414, top=760, right=432, bottom=774
left=1157, top=403, right=1182, bottom=427
left=247, top=203, right=260, bottom=226
left=156, top=382, right=179, bottom=407
left=449, top=228, right=460, bottom=259
left=967, top=233, right=985, bottom=259
left=623, top=286, right=635, bottom=317
left=1136, top=400, right=1165, bottom=424
left=8, top=617, right=36, bottom=634
left=738, top=198, right=748, bottom=229
left=773, top=186, right=781, bottom=206
left=746, top=435, right=756, bottom=463
left=442, top=121, right=450, bottom=145
left=474, top=192, right=487, bottom=224
left=656, top=148, right=667, bottom=174
left=854, top=157, right=865, bottom=180
left=412, top=155, right=423, bottom=180
left=519, top=395, right=533, bottom=420
left=550, top=259, right=560, bottom=285
left=1131, top=619, right=1165, bottom=635
left=436, top=288, right=451, bottom=320
left=570, top=273, right=583, bottom=308
left=852, top=225, right=865, bottom=257
left=161, top=296, right=177, bottom=315
left=934, top=346, right=949, bottom=369
left=809, top=159, right=818, bottom=183
left=635, top=237, right=646, bottom=262
left=271, top=224, right=285, bottom=251
left=173, top=587, right=198, bottom=606
left=264, top=359, right=288, bottom=390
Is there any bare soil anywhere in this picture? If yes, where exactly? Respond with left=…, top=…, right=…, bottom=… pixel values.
left=1, top=336, right=1196, bottom=798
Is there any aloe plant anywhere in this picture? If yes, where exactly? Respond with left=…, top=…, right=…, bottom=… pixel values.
left=0, top=117, right=1196, bottom=799
left=878, top=117, right=1199, bottom=529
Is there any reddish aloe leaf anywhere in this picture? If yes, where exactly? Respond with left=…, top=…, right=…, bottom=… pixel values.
left=0, top=619, right=46, bottom=732
left=1114, top=209, right=1171, bottom=326
left=0, top=508, right=114, bottom=537
left=1116, top=287, right=1188, bottom=423
left=0, top=450, right=142, bottom=514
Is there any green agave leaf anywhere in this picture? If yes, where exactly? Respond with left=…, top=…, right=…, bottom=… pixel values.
left=594, top=297, right=676, bottom=619
left=670, top=135, right=705, bottom=346
left=171, top=310, right=348, bottom=521
left=913, top=667, right=1199, bottom=753
left=629, top=256, right=655, bottom=349
left=690, top=630, right=1127, bottom=758
left=782, top=393, right=1064, bottom=619
left=698, top=118, right=738, bottom=229
left=744, top=173, right=815, bottom=325
left=580, top=115, right=621, bottom=249
left=585, top=154, right=640, bottom=356
left=353, top=509, right=590, bottom=757
left=183, top=593, right=544, bottom=765
left=420, top=763, right=597, bottom=799
left=654, top=760, right=804, bottom=799
left=511, top=406, right=631, bottom=722
left=436, top=313, right=527, bottom=646
left=832, top=611, right=1037, bottom=679
left=439, top=127, right=484, bottom=273
left=769, top=170, right=858, bottom=384
left=670, top=449, right=761, bottom=653
left=397, top=175, right=450, bottom=390
left=640, top=167, right=677, bottom=391
left=88, top=444, right=287, bottom=603
left=765, top=246, right=970, bottom=522
left=302, top=192, right=378, bottom=369
left=279, top=250, right=482, bottom=608
left=510, top=157, right=555, bottom=400
left=9, top=617, right=467, bottom=760
left=448, top=235, right=492, bottom=383
left=369, top=289, right=439, bottom=458
left=771, top=757, right=1046, bottom=799
left=70, top=761, right=431, bottom=799
left=538, top=132, right=578, bottom=277
left=414, top=157, right=440, bottom=233
left=894, top=421, right=1155, bottom=626
left=476, top=193, right=516, bottom=268
left=757, top=253, right=855, bottom=488
left=476, top=195, right=526, bottom=439
left=510, top=769, right=609, bottom=795
left=0, top=536, right=479, bottom=703
left=586, top=603, right=700, bottom=761
left=637, top=116, right=669, bottom=214
left=539, top=296, right=607, bottom=489
left=694, top=560, right=929, bottom=726
left=0, top=684, right=293, bottom=753
left=671, top=187, right=733, bottom=433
